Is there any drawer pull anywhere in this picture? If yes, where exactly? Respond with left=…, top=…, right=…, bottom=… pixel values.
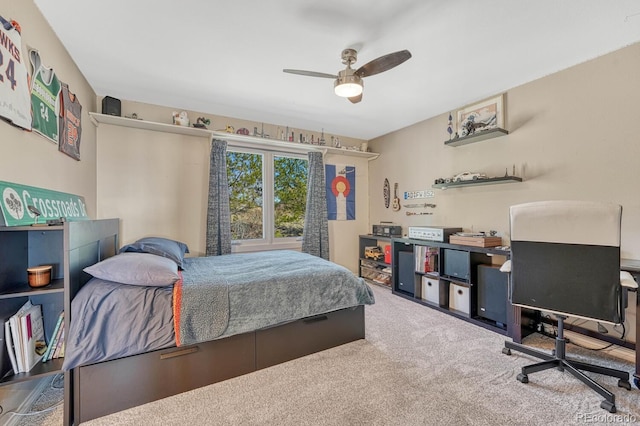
left=303, top=315, right=328, bottom=324
left=160, top=346, right=199, bottom=360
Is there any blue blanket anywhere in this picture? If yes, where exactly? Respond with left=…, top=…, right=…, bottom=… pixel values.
left=63, top=251, right=375, bottom=370
left=175, top=250, right=375, bottom=346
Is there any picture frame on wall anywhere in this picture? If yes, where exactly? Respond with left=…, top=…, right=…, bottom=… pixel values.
left=456, top=94, right=504, bottom=138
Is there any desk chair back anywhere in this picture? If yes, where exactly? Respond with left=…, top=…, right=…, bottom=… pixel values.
left=509, top=200, right=623, bottom=324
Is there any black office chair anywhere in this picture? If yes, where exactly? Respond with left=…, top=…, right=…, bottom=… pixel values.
left=501, top=200, right=637, bottom=413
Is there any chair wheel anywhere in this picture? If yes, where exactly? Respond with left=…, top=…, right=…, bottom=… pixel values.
left=618, top=380, right=632, bottom=391
left=634, top=377, right=640, bottom=389
left=517, top=373, right=528, bottom=383
left=600, top=400, right=616, bottom=413
left=502, top=347, right=511, bottom=355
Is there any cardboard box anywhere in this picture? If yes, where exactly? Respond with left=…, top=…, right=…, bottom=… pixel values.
left=449, top=235, right=502, bottom=247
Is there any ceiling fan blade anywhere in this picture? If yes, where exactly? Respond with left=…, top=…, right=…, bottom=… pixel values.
left=355, top=50, right=412, bottom=78
left=348, top=93, right=362, bottom=104
left=283, top=69, right=337, bottom=79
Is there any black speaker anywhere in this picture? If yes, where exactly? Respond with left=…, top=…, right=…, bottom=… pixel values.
left=397, top=251, right=415, bottom=296
left=101, top=96, right=121, bottom=116
left=477, top=264, right=508, bottom=324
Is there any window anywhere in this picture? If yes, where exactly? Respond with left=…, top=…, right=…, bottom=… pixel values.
left=227, top=148, right=307, bottom=250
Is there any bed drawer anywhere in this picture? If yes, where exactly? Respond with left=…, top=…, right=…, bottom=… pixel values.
left=256, top=305, right=365, bottom=369
left=73, top=332, right=255, bottom=423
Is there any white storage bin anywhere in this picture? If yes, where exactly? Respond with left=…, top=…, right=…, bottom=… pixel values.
left=449, top=283, right=470, bottom=315
left=421, top=276, right=439, bottom=304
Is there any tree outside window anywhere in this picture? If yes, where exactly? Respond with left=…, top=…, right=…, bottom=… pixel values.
left=227, top=149, right=307, bottom=245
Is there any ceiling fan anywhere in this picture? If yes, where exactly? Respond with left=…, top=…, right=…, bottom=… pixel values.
left=283, top=48, right=412, bottom=104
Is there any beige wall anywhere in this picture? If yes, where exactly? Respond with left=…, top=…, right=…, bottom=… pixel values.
left=0, top=1, right=98, bottom=215
left=369, top=42, right=640, bottom=260
left=95, top=100, right=370, bottom=271
left=0, top=0, right=99, bottom=410
left=368, top=42, right=640, bottom=341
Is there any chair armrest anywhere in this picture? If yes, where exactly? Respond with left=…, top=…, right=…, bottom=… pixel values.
left=620, top=271, right=638, bottom=288
left=499, top=260, right=511, bottom=273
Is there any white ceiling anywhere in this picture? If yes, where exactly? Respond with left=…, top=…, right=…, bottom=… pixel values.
left=34, top=0, right=640, bottom=140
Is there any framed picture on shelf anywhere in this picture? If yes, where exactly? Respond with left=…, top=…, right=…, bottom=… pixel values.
left=456, top=94, right=504, bottom=137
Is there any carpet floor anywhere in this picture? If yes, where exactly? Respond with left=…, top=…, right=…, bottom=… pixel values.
left=12, top=284, right=640, bottom=425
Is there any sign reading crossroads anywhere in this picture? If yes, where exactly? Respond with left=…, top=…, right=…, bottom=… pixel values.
left=0, top=181, right=88, bottom=226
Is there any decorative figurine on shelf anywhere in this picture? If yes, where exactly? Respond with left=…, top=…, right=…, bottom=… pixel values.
left=319, top=128, right=326, bottom=146
left=193, top=117, right=210, bottom=129
left=28, top=205, right=43, bottom=226
left=172, top=111, right=190, bottom=127
left=447, top=113, right=453, bottom=140
left=252, top=123, right=268, bottom=138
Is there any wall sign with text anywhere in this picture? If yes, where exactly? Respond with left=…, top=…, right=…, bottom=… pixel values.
left=0, top=180, right=88, bottom=226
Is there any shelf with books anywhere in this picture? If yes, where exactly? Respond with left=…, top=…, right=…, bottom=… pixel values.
left=0, top=219, right=118, bottom=394
left=0, top=226, right=65, bottom=384
left=0, top=217, right=118, bottom=425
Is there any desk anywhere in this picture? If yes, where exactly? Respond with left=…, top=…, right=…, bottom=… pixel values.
left=621, top=259, right=640, bottom=387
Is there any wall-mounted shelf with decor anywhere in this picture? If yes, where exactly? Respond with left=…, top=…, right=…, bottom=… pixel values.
left=444, top=128, right=509, bottom=147
left=89, top=112, right=379, bottom=160
left=432, top=176, right=522, bottom=189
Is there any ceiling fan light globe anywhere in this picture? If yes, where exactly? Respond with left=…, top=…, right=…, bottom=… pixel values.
left=334, top=82, right=363, bottom=97
left=334, top=74, right=363, bottom=98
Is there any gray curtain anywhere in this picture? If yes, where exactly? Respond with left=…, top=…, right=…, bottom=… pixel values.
left=205, top=139, right=232, bottom=256
left=302, top=151, right=329, bottom=260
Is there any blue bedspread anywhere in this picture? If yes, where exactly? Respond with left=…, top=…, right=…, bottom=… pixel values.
left=63, top=251, right=374, bottom=370
left=175, top=250, right=375, bottom=345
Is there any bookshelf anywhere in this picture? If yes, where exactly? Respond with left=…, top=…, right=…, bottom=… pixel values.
left=0, top=219, right=119, bottom=425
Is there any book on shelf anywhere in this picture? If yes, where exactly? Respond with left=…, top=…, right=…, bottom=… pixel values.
left=52, top=328, right=65, bottom=359
left=42, top=311, right=64, bottom=362
left=9, top=315, right=24, bottom=373
left=8, top=300, right=33, bottom=373
left=414, top=246, right=438, bottom=273
left=3, top=320, right=17, bottom=377
left=3, top=301, right=48, bottom=374
left=20, top=304, right=46, bottom=372
left=58, top=340, right=65, bottom=359
left=47, top=319, right=64, bottom=361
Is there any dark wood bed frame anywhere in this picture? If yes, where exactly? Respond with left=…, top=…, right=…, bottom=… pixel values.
left=65, top=220, right=366, bottom=425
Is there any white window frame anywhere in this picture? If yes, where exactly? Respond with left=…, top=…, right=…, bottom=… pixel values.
left=227, top=145, right=307, bottom=253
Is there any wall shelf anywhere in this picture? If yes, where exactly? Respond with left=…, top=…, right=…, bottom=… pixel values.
left=89, top=112, right=380, bottom=160
left=432, top=176, right=522, bottom=189
left=444, top=128, right=509, bottom=147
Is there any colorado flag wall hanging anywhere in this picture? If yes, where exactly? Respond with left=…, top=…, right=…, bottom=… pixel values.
left=325, top=164, right=355, bottom=220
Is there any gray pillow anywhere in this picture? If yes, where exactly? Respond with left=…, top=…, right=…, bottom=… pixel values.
left=84, top=253, right=180, bottom=287
left=119, top=237, right=189, bottom=269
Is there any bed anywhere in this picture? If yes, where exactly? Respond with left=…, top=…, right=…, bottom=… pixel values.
left=65, top=230, right=374, bottom=424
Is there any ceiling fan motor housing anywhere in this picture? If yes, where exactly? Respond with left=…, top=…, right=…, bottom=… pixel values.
left=341, top=48, right=358, bottom=65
